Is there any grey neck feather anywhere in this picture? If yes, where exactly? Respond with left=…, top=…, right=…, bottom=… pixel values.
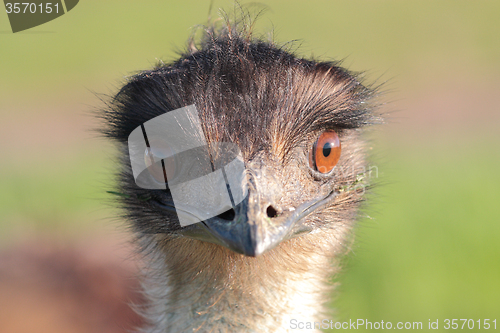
left=135, top=228, right=349, bottom=333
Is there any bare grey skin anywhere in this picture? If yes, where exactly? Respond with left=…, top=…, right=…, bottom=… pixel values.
left=102, top=21, right=378, bottom=333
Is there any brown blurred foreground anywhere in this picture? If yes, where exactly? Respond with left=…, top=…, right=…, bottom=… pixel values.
left=0, top=236, right=144, bottom=333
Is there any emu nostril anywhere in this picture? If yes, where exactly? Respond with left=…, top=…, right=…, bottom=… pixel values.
left=266, top=205, right=278, bottom=218
left=217, top=209, right=236, bottom=221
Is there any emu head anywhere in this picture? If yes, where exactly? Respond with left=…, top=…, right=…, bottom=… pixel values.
left=103, top=28, right=376, bottom=258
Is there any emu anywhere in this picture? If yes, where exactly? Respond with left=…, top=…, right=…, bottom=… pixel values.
left=102, top=20, right=377, bottom=333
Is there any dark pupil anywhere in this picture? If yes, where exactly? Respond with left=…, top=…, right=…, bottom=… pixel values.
left=322, top=142, right=332, bottom=157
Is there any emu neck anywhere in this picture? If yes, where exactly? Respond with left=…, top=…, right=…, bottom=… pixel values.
left=138, top=232, right=345, bottom=333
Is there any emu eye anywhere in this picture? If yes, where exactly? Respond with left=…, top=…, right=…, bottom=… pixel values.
left=309, top=130, right=341, bottom=174
left=144, top=141, right=176, bottom=184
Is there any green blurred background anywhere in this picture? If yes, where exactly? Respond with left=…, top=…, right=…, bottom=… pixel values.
left=1, top=1, right=499, bottom=332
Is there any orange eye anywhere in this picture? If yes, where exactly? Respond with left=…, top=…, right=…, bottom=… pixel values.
left=144, top=140, right=176, bottom=184
left=309, top=130, right=341, bottom=174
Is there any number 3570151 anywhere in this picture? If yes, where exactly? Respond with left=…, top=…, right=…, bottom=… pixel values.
left=5, top=3, right=60, bottom=14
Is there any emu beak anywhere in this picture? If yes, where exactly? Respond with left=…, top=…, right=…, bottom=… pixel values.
left=168, top=155, right=338, bottom=256
left=180, top=189, right=337, bottom=257
left=203, top=194, right=283, bottom=257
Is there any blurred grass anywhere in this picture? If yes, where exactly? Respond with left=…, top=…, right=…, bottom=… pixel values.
left=0, top=146, right=115, bottom=246
left=0, top=0, right=499, bottom=331
left=332, top=134, right=500, bottom=330
left=1, top=0, right=500, bottom=103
